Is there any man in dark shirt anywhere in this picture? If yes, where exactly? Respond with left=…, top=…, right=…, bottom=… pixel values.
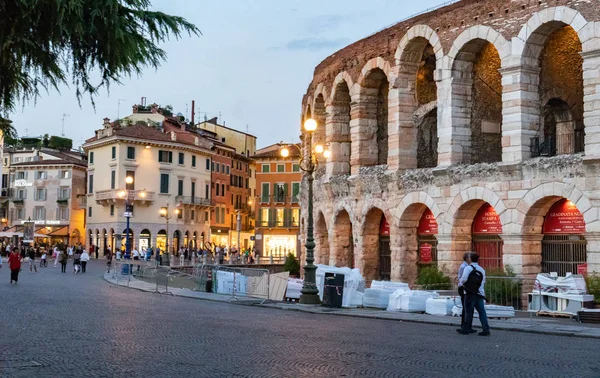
left=28, top=246, right=37, bottom=273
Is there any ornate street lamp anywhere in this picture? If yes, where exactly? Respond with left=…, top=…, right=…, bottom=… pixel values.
left=159, top=203, right=180, bottom=265
left=280, top=118, right=330, bottom=305
left=117, top=176, right=145, bottom=263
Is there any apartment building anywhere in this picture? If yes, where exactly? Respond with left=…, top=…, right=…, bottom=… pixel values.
left=82, top=118, right=213, bottom=254
left=3, top=146, right=87, bottom=245
left=253, top=143, right=301, bottom=259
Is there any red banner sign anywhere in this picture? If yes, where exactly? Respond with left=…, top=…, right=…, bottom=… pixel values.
left=380, top=217, right=390, bottom=236
left=472, top=203, right=502, bottom=234
left=542, top=199, right=585, bottom=234
left=419, top=243, right=433, bottom=264
left=578, top=263, right=588, bottom=276
left=418, top=209, right=438, bottom=235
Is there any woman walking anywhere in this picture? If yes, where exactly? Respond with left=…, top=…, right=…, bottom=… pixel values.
left=8, top=248, right=22, bottom=284
left=80, top=249, right=90, bottom=273
left=60, top=249, right=68, bottom=273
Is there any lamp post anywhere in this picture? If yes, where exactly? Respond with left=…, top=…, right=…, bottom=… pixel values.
left=159, top=203, right=180, bottom=265
left=117, top=176, right=145, bottom=262
left=280, top=118, right=330, bottom=305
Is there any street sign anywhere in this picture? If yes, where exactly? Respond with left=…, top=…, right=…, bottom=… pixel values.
left=419, top=243, right=433, bottom=264
left=124, top=212, right=133, bottom=218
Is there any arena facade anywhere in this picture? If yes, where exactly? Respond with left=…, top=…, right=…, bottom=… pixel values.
left=300, top=0, right=600, bottom=283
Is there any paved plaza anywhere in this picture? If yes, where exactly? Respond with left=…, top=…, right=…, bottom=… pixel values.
left=1, top=260, right=599, bottom=378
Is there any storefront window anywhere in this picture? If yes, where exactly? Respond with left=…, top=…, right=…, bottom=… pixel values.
left=264, top=235, right=297, bottom=257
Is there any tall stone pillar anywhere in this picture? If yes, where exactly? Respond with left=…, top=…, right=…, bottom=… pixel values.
left=387, top=63, right=419, bottom=171
left=501, top=234, right=543, bottom=278
left=350, top=88, right=378, bottom=174
left=586, top=233, right=600, bottom=274
left=325, top=102, right=351, bottom=177
left=583, top=50, right=600, bottom=158
left=393, top=226, right=418, bottom=284
left=500, top=65, right=541, bottom=163
left=436, top=70, right=467, bottom=166
left=436, top=233, right=467, bottom=280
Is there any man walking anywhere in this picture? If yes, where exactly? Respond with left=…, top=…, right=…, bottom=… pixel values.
left=457, top=253, right=490, bottom=336
left=28, top=246, right=37, bottom=273
left=457, top=252, right=472, bottom=332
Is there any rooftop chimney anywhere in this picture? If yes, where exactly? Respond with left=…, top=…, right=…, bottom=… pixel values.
left=191, top=100, right=195, bottom=125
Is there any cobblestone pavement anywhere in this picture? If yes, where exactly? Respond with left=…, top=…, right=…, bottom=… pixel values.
left=0, top=260, right=598, bottom=378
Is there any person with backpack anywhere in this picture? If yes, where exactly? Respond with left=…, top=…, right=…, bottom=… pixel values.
left=457, top=252, right=490, bottom=336
left=457, top=252, right=472, bottom=332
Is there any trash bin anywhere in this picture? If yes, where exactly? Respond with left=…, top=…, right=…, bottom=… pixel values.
left=322, top=272, right=344, bottom=308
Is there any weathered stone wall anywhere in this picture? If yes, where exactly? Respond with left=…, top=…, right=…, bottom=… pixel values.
left=303, top=0, right=600, bottom=97
left=299, top=2, right=600, bottom=283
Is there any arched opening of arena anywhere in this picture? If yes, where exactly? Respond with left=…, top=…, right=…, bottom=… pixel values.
left=328, top=80, right=352, bottom=175
left=360, top=68, right=389, bottom=167
left=415, top=44, right=438, bottom=168
left=397, top=203, right=439, bottom=283
left=361, top=208, right=389, bottom=282
left=332, top=210, right=353, bottom=268
left=184, top=231, right=190, bottom=249
left=451, top=40, right=502, bottom=164
left=471, top=203, right=504, bottom=269
left=315, top=212, right=330, bottom=265
left=535, top=25, right=584, bottom=157
left=541, top=199, right=587, bottom=276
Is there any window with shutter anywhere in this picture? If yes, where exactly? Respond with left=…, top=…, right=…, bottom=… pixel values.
left=160, top=174, right=169, bottom=194
left=261, top=183, right=269, bottom=203
left=111, top=170, right=116, bottom=189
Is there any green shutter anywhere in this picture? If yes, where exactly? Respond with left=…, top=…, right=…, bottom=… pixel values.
left=283, top=183, right=289, bottom=203
left=168, top=151, right=173, bottom=163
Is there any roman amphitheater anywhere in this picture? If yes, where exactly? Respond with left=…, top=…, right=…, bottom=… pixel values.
left=299, top=0, right=600, bottom=284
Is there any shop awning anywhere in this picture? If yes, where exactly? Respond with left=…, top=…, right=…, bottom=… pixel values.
left=0, top=231, right=47, bottom=238
left=48, top=226, right=69, bottom=237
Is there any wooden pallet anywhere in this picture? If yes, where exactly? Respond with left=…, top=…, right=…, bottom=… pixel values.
left=578, top=311, right=600, bottom=324
left=537, top=311, right=574, bottom=319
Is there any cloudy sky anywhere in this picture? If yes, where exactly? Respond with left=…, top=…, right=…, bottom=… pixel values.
left=11, top=0, right=448, bottom=149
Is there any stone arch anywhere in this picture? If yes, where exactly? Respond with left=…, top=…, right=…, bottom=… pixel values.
left=516, top=6, right=588, bottom=67
left=518, top=182, right=588, bottom=235
left=391, top=25, right=443, bottom=170
left=352, top=58, right=392, bottom=170
left=444, top=187, right=506, bottom=235
left=327, top=73, right=353, bottom=176
left=395, top=200, right=441, bottom=284
left=315, top=211, right=330, bottom=265
left=313, top=83, right=328, bottom=107
left=447, top=26, right=508, bottom=165
left=516, top=182, right=591, bottom=276
left=395, top=24, right=444, bottom=64
left=360, top=206, right=389, bottom=282
left=331, top=209, right=354, bottom=268
left=394, top=191, right=443, bottom=226
left=329, top=71, right=355, bottom=103
left=512, top=7, right=587, bottom=159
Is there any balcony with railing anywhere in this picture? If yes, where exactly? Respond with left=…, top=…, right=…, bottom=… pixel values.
left=234, top=203, right=252, bottom=213
left=257, top=220, right=300, bottom=228
left=530, top=131, right=584, bottom=158
left=95, top=189, right=156, bottom=205
left=175, top=196, right=213, bottom=207
left=259, top=195, right=300, bottom=205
